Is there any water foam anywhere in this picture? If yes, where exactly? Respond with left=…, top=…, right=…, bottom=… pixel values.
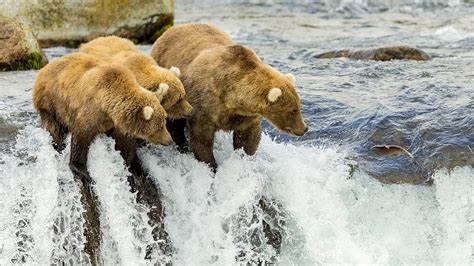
left=433, top=26, right=474, bottom=41
left=0, top=128, right=472, bottom=264
left=0, top=127, right=58, bottom=264
left=435, top=166, right=473, bottom=264
left=88, top=136, right=161, bottom=264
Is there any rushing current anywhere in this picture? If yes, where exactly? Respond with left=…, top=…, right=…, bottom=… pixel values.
left=0, top=0, right=473, bottom=264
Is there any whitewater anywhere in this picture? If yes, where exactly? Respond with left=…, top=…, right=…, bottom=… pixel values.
left=0, top=125, right=472, bottom=264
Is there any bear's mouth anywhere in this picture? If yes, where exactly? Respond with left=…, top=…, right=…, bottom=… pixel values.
left=285, top=127, right=305, bottom=137
left=284, top=127, right=296, bottom=136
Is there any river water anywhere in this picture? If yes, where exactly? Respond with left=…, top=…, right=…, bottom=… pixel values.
left=0, top=0, right=473, bottom=264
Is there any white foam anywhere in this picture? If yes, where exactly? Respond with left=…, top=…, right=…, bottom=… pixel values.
left=434, top=166, right=474, bottom=264
left=0, top=128, right=472, bottom=264
left=0, top=127, right=58, bottom=264
left=433, top=26, right=474, bottom=41
left=141, top=132, right=474, bottom=264
left=87, top=136, right=158, bottom=264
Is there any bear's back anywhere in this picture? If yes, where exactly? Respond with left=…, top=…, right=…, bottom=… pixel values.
left=34, top=53, right=139, bottom=114
left=151, top=23, right=234, bottom=72
left=34, top=53, right=100, bottom=110
left=80, top=36, right=139, bottom=61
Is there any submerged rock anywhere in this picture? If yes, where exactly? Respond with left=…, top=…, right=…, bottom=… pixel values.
left=0, top=0, right=174, bottom=48
left=0, top=16, right=48, bottom=71
left=77, top=177, right=101, bottom=265
left=314, top=45, right=430, bottom=61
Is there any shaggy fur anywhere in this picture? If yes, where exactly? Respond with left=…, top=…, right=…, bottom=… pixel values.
left=151, top=23, right=307, bottom=170
left=33, top=52, right=171, bottom=180
left=79, top=35, right=140, bottom=58
left=80, top=37, right=193, bottom=171
left=80, top=36, right=193, bottom=119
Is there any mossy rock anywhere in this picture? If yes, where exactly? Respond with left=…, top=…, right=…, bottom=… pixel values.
left=0, top=16, right=48, bottom=71
left=151, top=19, right=173, bottom=42
left=0, top=0, right=174, bottom=48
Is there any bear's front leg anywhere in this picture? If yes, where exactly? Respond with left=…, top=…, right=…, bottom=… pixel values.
left=167, top=118, right=189, bottom=153
left=38, top=110, right=68, bottom=152
left=109, top=129, right=145, bottom=181
left=109, top=129, right=138, bottom=166
left=69, top=131, right=95, bottom=184
left=108, top=129, right=150, bottom=194
left=190, top=121, right=217, bottom=171
left=233, top=122, right=262, bottom=156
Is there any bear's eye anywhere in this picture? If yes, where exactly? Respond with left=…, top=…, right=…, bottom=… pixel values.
left=291, top=109, right=298, bottom=115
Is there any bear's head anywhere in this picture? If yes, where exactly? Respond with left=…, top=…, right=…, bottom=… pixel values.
left=148, top=65, right=193, bottom=119
left=135, top=102, right=173, bottom=145
left=215, top=45, right=308, bottom=136
left=98, top=65, right=173, bottom=146
left=133, top=84, right=173, bottom=145
left=114, top=52, right=193, bottom=119
left=258, top=73, right=308, bottom=136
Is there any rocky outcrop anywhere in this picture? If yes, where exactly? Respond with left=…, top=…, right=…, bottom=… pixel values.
left=0, top=16, right=48, bottom=71
left=314, top=45, right=430, bottom=61
left=0, top=0, right=173, bottom=48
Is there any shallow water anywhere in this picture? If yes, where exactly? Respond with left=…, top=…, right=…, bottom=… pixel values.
left=0, top=0, right=473, bottom=264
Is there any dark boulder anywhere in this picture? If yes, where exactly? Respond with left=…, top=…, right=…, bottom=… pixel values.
left=314, top=45, right=430, bottom=61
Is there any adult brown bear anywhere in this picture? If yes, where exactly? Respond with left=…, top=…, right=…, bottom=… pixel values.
left=151, top=23, right=308, bottom=170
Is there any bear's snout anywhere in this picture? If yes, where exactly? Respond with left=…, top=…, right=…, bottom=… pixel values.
left=182, top=101, right=194, bottom=118
left=148, top=128, right=173, bottom=146
left=159, top=131, right=173, bottom=146
left=168, top=99, right=193, bottom=119
left=297, top=126, right=309, bottom=136
left=286, top=124, right=308, bottom=137
left=294, top=127, right=308, bottom=136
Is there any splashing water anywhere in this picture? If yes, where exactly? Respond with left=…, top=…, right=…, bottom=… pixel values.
left=0, top=127, right=472, bottom=263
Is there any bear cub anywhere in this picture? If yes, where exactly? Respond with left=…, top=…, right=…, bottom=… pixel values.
left=33, top=52, right=171, bottom=181
left=79, top=36, right=193, bottom=119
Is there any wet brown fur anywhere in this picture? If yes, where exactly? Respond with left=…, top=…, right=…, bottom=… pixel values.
left=314, top=45, right=430, bottom=61
left=151, top=23, right=307, bottom=170
left=78, top=35, right=140, bottom=58
left=33, top=52, right=171, bottom=179
left=80, top=36, right=193, bottom=119
left=80, top=37, right=193, bottom=172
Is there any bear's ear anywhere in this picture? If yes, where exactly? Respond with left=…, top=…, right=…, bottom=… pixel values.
left=267, top=87, right=282, bottom=102
left=286, top=73, right=295, bottom=84
left=143, top=106, right=154, bottom=120
left=155, top=83, right=169, bottom=102
left=158, top=83, right=169, bottom=95
left=170, top=66, right=181, bottom=77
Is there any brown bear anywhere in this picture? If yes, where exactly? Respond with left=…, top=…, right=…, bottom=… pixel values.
left=80, top=37, right=181, bottom=256
left=33, top=52, right=172, bottom=181
left=79, top=36, right=192, bottom=119
left=150, top=23, right=308, bottom=170
left=80, top=37, right=193, bottom=174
